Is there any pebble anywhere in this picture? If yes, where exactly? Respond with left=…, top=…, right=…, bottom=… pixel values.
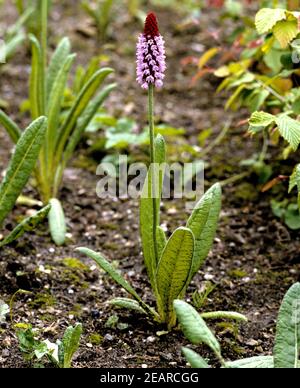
left=146, top=336, right=156, bottom=343
left=104, top=334, right=114, bottom=342
left=86, top=343, right=93, bottom=348
left=49, top=248, right=55, bottom=253
left=141, top=364, right=148, bottom=369
left=204, top=274, right=214, bottom=281
left=2, top=349, right=9, bottom=358
left=91, top=309, right=100, bottom=319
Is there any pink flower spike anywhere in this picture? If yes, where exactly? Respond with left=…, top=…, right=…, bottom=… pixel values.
left=136, top=12, right=166, bottom=89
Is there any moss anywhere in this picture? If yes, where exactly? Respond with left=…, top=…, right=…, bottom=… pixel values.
left=228, top=269, right=248, bottom=279
left=234, top=182, right=258, bottom=201
left=39, top=313, right=55, bottom=322
left=88, top=333, right=103, bottom=345
left=103, top=242, right=119, bottom=251
left=69, top=304, right=83, bottom=317
left=63, top=257, right=89, bottom=271
left=28, top=292, right=56, bottom=309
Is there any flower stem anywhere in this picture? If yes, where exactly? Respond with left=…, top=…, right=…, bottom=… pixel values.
left=148, top=84, right=159, bottom=267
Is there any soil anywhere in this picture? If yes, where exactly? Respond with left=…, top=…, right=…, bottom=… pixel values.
left=0, top=1, right=299, bottom=369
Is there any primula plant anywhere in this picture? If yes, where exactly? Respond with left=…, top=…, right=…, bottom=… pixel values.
left=175, top=282, right=300, bottom=368
left=0, top=0, right=116, bottom=245
left=77, top=13, right=242, bottom=330
left=0, top=117, right=50, bottom=248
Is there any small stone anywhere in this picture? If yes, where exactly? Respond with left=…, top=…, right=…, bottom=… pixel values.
left=49, top=248, right=55, bottom=253
left=204, top=274, right=214, bottom=281
left=2, top=349, right=9, bottom=358
left=246, top=339, right=259, bottom=347
left=141, top=364, right=148, bottom=369
left=104, top=334, right=114, bottom=342
left=91, top=309, right=100, bottom=319
left=86, top=343, right=93, bottom=348
left=146, top=336, right=156, bottom=343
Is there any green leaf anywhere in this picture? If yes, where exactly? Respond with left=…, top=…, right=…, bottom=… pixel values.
left=140, top=135, right=166, bottom=288
left=225, top=356, right=274, bottom=369
left=60, top=323, right=82, bottom=368
left=182, top=347, right=210, bottom=368
left=110, top=298, right=148, bottom=315
left=46, top=54, right=76, bottom=169
left=174, top=300, right=221, bottom=359
left=0, top=204, right=51, bottom=248
left=274, top=283, right=300, bottom=368
left=255, top=8, right=286, bottom=34
left=55, top=68, right=114, bottom=160
left=156, top=227, right=194, bottom=326
left=76, top=247, right=157, bottom=319
left=273, top=19, right=298, bottom=48
left=29, top=35, right=45, bottom=119
left=156, top=225, right=167, bottom=260
left=275, top=115, right=300, bottom=151
left=285, top=204, right=300, bottom=230
left=63, top=83, right=117, bottom=166
left=0, top=109, right=22, bottom=144
left=0, top=117, right=47, bottom=228
left=48, top=198, right=66, bottom=246
left=46, top=37, right=71, bottom=100
left=248, top=111, right=275, bottom=127
left=289, top=164, right=300, bottom=209
left=186, top=183, right=222, bottom=281
left=201, top=311, right=248, bottom=322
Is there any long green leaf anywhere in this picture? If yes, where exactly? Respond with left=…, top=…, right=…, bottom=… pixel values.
left=48, top=198, right=66, bottom=246
left=140, top=134, right=166, bottom=288
left=225, top=356, right=274, bottom=369
left=182, top=347, right=210, bottom=368
left=110, top=298, right=148, bottom=315
left=29, top=35, right=44, bottom=119
left=46, top=54, right=76, bottom=173
left=0, top=204, right=51, bottom=248
left=55, top=68, right=114, bottom=161
left=156, top=225, right=167, bottom=260
left=201, top=311, right=248, bottom=322
left=0, top=109, right=22, bottom=144
left=46, top=37, right=71, bottom=100
left=156, top=227, right=194, bottom=325
left=274, top=282, right=300, bottom=368
left=76, top=247, right=158, bottom=320
left=62, top=83, right=116, bottom=166
left=0, top=117, right=47, bottom=227
left=187, top=183, right=222, bottom=281
left=174, top=300, right=221, bottom=359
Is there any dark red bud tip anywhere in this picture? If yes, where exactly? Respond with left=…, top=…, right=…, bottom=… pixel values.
left=144, top=12, right=160, bottom=37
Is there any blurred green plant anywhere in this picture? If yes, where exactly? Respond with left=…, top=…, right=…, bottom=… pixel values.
left=0, top=117, right=51, bottom=248
left=81, top=0, right=114, bottom=42
left=186, top=6, right=300, bottom=227
left=0, top=0, right=116, bottom=245
left=175, top=282, right=300, bottom=368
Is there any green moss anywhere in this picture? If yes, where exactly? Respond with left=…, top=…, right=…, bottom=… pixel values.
left=234, top=182, right=258, bottom=201
left=88, top=333, right=103, bottom=345
left=28, top=292, right=56, bottom=309
left=228, top=269, right=248, bottom=279
left=69, top=304, right=83, bottom=317
left=63, top=258, right=89, bottom=271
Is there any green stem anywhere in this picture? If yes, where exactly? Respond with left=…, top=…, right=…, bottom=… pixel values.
left=148, top=84, right=159, bottom=268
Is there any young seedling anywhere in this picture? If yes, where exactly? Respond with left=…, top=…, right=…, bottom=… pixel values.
left=77, top=13, right=226, bottom=330
left=16, top=322, right=82, bottom=368
left=0, top=0, right=116, bottom=245
left=175, top=282, right=300, bottom=368
left=0, top=117, right=51, bottom=248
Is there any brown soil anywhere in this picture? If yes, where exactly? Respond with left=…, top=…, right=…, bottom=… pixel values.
left=0, top=1, right=299, bottom=368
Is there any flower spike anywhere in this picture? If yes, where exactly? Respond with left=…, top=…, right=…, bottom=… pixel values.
left=136, top=12, right=166, bottom=89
